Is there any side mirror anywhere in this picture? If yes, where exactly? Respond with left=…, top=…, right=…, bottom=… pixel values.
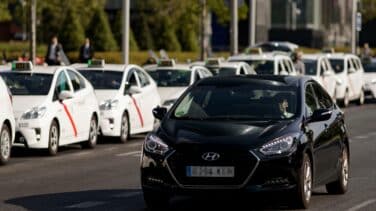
left=308, top=109, right=332, bottom=123
left=348, top=68, right=356, bottom=74
left=152, top=106, right=167, bottom=120
left=58, top=90, right=74, bottom=101
left=125, top=84, right=142, bottom=95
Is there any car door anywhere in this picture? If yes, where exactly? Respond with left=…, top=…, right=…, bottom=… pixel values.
left=125, top=69, right=144, bottom=131
left=321, top=58, right=337, bottom=99
left=54, top=70, right=76, bottom=143
left=311, top=82, right=342, bottom=182
left=66, top=69, right=90, bottom=141
left=191, top=68, right=202, bottom=84
left=346, top=58, right=357, bottom=99
left=352, top=57, right=364, bottom=97
left=135, top=68, right=156, bottom=130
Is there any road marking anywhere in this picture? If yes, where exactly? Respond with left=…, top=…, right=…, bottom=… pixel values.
left=112, top=191, right=141, bottom=198
left=66, top=201, right=106, bottom=209
left=354, top=135, right=369, bottom=140
left=127, top=142, right=143, bottom=147
left=116, top=151, right=141, bottom=157
left=73, top=151, right=91, bottom=157
left=347, top=199, right=376, bottom=211
left=105, top=147, right=117, bottom=151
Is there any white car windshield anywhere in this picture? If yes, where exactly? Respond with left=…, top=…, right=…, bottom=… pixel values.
left=149, top=69, right=191, bottom=87
left=0, top=72, right=53, bottom=95
left=303, top=60, right=317, bottom=76
left=329, top=59, right=344, bottom=74
left=79, top=70, right=123, bottom=90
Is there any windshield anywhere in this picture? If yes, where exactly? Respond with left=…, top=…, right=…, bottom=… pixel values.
left=172, top=83, right=298, bottom=121
left=148, top=69, right=191, bottom=87
left=245, top=60, right=275, bottom=75
left=329, top=59, right=344, bottom=73
left=215, top=67, right=237, bottom=76
left=303, top=59, right=317, bottom=75
left=79, top=70, right=123, bottom=90
left=0, top=72, right=53, bottom=95
left=258, top=44, right=292, bottom=52
left=363, top=62, right=376, bottom=73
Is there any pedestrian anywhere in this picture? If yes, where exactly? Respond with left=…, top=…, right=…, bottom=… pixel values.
left=1, top=51, right=7, bottom=65
left=79, top=38, right=94, bottom=63
left=45, top=35, right=63, bottom=66
left=292, top=51, right=305, bottom=75
left=361, top=43, right=373, bottom=62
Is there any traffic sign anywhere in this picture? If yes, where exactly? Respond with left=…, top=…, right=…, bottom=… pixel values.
left=356, top=12, right=362, bottom=32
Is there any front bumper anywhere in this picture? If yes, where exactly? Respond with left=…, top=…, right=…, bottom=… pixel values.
left=99, top=110, right=121, bottom=137
left=14, top=119, right=50, bottom=149
left=141, top=149, right=301, bottom=195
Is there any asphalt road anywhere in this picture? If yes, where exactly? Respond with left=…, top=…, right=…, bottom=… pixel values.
left=1, top=102, right=376, bottom=211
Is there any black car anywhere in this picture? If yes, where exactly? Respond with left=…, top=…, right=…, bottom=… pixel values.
left=141, top=75, right=350, bottom=209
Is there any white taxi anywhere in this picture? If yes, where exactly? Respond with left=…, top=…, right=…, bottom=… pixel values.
left=73, top=60, right=161, bottom=143
left=193, top=58, right=256, bottom=76
left=0, top=62, right=100, bottom=155
left=362, top=58, right=376, bottom=99
left=145, top=59, right=212, bottom=108
left=0, top=75, right=15, bottom=164
left=228, top=49, right=297, bottom=75
left=327, top=54, right=365, bottom=107
left=302, top=54, right=339, bottom=100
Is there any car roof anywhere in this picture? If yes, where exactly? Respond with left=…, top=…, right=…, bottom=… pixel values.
left=255, top=41, right=299, bottom=50
left=195, top=75, right=308, bottom=87
left=71, top=63, right=126, bottom=72
left=326, top=53, right=358, bottom=59
left=0, top=65, right=59, bottom=74
left=302, top=54, right=327, bottom=60
left=228, top=52, right=290, bottom=61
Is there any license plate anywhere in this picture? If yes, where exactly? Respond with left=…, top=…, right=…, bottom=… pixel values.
left=186, top=166, right=235, bottom=178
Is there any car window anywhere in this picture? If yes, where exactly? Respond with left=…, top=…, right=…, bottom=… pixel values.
left=347, top=59, right=354, bottom=71
left=127, top=70, right=139, bottom=87
left=148, top=69, right=191, bottom=87
left=56, top=71, right=71, bottom=94
left=320, top=60, right=326, bottom=76
left=79, top=70, right=123, bottom=90
left=67, top=70, right=85, bottom=92
left=352, top=58, right=360, bottom=70
left=329, top=59, right=344, bottom=73
left=0, top=72, right=53, bottom=96
left=303, top=59, right=317, bottom=76
left=312, top=83, right=333, bottom=109
left=284, top=59, right=292, bottom=73
left=194, top=70, right=202, bottom=82
left=278, top=60, right=285, bottom=74
left=305, top=84, right=318, bottom=117
left=136, top=69, right=150, bottom=87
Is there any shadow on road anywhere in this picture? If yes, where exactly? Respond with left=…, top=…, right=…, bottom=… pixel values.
left=5, top=189, right=330, bottom=211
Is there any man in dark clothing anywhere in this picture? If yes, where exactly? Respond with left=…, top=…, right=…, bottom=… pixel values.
left=45, top=36, right=63, bottom=66
left=79, top=38, right=94, bottom=63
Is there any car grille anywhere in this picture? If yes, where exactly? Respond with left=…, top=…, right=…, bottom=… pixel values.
left=166, top=145, right=259, bottom=188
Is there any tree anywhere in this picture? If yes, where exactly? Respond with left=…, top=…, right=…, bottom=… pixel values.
left=134, top=15, right=155, bottom=50
left=0, top=1, right=11, bottom=21
left=86, top=7, right=118, bottom=51
left=362, top=0, right=376, bottom=22
left=59, top=8, right=85, bottom=52
left=155, top=16, right=181, bottom=51
left=112, top=10, right=139, bottom=51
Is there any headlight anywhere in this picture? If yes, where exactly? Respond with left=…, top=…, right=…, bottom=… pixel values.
left=163, top=99, right=177, bottom=107
left=100, top=99, right=119, bottom=110
left=260, top=134, right=298, bottom=156
left=336, top=78, right=343, bottom=85
left=21, top=106, right=47, bottom=120
left=144, top=134, right=169, bottom=155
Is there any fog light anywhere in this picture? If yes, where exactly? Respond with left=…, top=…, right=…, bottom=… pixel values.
left=109, top=118, right=114, bottom=130
left=35, top=128, right=41, bottom=141
left=264, top=177, right=289, bottom=186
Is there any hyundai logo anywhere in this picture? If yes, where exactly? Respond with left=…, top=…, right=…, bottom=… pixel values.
left=202, top=152, right=220, bottom=161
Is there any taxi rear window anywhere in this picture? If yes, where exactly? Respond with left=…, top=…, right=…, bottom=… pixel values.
left=79, top=70, right=123, bottom=90
left=0, top=72, right=53, bottom=95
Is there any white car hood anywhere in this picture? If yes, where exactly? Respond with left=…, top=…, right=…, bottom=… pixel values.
left=158, top=87, right=187, bottom=103
left=94, top=90, right=119, bottom=103
left=12, top=96, right=46, bottom=119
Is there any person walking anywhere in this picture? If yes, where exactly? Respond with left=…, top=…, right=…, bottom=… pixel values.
left=79, top=38, right=94, bottom=63
left=361, top=43, right=373, bottom=62
left=45, top=36, right=63, bottom=66
left=292, top=51, right=305, bottom=75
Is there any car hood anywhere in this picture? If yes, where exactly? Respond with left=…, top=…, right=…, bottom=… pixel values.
left=12, top=96, right=47, bottom=119
left=159, top=119, right=296, bottom=149
left=94, top=90, right=119, bottom=103
left=158, top=87, right=187, bottom=103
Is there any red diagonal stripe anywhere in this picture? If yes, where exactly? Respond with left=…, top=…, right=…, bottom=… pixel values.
left=131, top=96, right=144, bottom=127
left=61, top=102, right=77, bottom=137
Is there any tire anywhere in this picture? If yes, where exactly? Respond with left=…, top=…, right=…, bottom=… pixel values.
left=326, top=146, right=349, bottom=194
left=291, top=153, right=312, bottom=209
left=339, top=90, right=350, bottom=108
left=119, top=112, right=130, bottom=143
left=48, top=120, right=59, bottom=156
left=357, top=90, right=365, bottom=105
left=0, top=124, right=11, bottom=165
left=143, top=189, right=170, bottom=210
left=82, top=115, right=98, bottom=149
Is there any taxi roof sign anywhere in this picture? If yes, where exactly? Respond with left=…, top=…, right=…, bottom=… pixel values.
left=245, top=47, right=263, bottom=55
left=88, top=59, right=105, bottom=68
left=158, top=59, right=175, bottom=67
left=12, top=61, right=33, bottom=71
